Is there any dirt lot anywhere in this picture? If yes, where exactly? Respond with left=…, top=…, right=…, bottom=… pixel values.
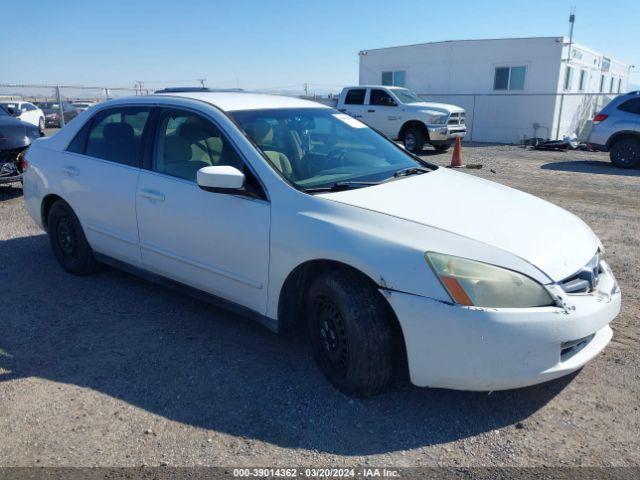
left=0, top=141, right=639, bottom=467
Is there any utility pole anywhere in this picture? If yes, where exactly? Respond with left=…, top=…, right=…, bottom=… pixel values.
left=54, top=86, right=65, bottom=128
left=198, top=78, right=206, bottom=88
left=304, top=83, right=309, bottom=96
left=555, top=6, right=576, bottom=140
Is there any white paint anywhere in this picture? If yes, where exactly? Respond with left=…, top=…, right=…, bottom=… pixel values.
left=22, top=92, right=620, bottom=391
left=358, top=37, right=632, bottom=143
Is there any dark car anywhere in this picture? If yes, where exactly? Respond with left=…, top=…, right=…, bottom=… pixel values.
left=0, top=105, right=41, bottom=185
left=34, top=102, right=79, bottom=128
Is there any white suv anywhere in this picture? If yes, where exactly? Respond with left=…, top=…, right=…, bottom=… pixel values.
left=23, top=92, right=619, bottom=396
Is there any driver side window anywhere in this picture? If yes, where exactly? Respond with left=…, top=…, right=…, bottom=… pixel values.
left=369, top=89, right=395, bottom=106
left=153, top=109, right=244, bottom=182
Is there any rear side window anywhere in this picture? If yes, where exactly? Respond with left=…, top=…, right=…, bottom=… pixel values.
left=618, top=98, right=640, bottom=115
left=344, top=89, right=366, bottom=105
left=83, top=107, right=152, bottom=167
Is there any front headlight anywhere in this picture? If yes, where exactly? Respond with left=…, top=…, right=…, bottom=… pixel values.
left=425, top=252, right=555, bottom=308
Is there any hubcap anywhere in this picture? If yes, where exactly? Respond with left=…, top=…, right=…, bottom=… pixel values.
left=315, top=297, right=348, bottom=377
left=404, top=133, right=416, bottom=150
left=57, top=217, right=78, bottom=257
left=615, top=145, right=638, bottom=166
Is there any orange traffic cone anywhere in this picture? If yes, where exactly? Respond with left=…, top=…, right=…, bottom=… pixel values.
left=450, top=137, right=464, bottom=168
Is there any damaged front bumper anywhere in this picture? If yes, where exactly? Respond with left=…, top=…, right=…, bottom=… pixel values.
left=0, top=147, right=27, bottom=184
left=383, top=260, right=620, bottom=391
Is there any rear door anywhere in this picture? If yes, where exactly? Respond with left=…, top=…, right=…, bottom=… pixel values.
left=135, top=107, right=271, bottom=314
left=339, top=88, right=368, bottom=122
left=363, top=88, right=401, bottom=137
left=63, top=106, right=154, bottom=267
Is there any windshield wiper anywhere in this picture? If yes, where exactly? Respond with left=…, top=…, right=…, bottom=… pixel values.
left=393, top=166, right=430, bottom=178
left=303, top=181, right=381, bottom=193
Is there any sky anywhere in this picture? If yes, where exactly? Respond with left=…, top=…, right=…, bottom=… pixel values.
left=1, top=0, right=639, bottom=95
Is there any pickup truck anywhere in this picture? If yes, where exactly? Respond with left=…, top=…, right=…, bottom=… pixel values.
left=337, top=86, right=466, bottom=153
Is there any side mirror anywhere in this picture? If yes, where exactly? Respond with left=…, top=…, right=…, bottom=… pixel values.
left=197, top=165, right=245, bottom=193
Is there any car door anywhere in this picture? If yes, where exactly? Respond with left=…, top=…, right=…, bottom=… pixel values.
left=135, top=107, right=271, bottom=314
left=364, top=89, right=401, bottom=136
left=63, top=106, right=154, bottom=267
left=340, top=88, right=368, bottom=122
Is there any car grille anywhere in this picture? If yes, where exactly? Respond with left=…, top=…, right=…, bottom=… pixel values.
left=559, top=253, right=602, bottom=294
left=448, top=112, right=466, bottom=126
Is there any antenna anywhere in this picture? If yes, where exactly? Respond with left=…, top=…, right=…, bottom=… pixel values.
left=567, top=5, right=576, bottom=62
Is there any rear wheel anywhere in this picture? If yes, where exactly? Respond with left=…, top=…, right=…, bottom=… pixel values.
left=307, top=270, right=394, bottom=397
left=609, top=138, right=640, bottom=168
left=402, top=127, right=426, bottom=153
left=47, top=201, right=101, bottom=275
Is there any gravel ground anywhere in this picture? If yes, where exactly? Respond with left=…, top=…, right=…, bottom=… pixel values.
left=0, top=138, right=639, bottom=467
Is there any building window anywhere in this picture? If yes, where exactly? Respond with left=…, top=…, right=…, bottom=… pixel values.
left=578, top=70, right=586, bottom=91
left=618, top=78, right=622, bottom=93
left=493, top=66, right=526, bottom=91
left=599, top=75, right=606, bottom=93
left=381, top=70, right=406, bottom=87
left=563, top=66, right=573, bottom=91
left=610, top=77, right=615, bottom=93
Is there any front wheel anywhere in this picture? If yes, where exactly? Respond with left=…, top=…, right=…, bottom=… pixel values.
left=47, top=201, right=101, bottom=275
left=609, top=138, right=640, bottom=168
left=307, top=270, right=395, bottom=397
left=402, top=127, right=426, bottom=153
left=38, top=117, right=45, bottom=132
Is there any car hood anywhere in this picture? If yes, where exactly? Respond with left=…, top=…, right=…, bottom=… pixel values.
left=404, top=102, right=464, bottom=114
left=318, top=168, right=599, bottom=282
left=0, top=117, right=39, bottom=149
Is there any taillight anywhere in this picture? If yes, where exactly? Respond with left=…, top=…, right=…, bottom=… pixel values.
left=593, top=113, right=608, bottom=124
left=21, top=156, right=29, bottom=172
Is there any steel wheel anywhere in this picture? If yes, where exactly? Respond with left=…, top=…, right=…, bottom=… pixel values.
left=313, top=296, right=349, bottom=379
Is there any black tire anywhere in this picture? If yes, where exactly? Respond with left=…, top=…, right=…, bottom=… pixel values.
left=609, top=138, right=640, bottom=168
left=433, top=143, right=451, bottom=152
left=47, top=201, right=101, bottom=275
left=307, top=269, right=394, bottom=397
left=38, top=117, right=45, bottom=133
left=402, top=127, right=426, bottom=153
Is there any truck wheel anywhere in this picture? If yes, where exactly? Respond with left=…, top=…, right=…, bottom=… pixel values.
left=307, top=269, right=394, bottom=397
left=47, top=201, right=101, bottom=275
left=610, top=138, right=640, bottom=168
left=433, top=143, right=451, bottom=152
left=402, top=127, right=425, bottom=153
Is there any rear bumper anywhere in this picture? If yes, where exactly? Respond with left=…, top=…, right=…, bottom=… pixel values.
left=384, top=261, right=620, bottom=391
left=428, top=125, right=467, bottom=142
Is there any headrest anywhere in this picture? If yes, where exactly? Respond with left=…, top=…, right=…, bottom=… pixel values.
left=163, top=136, right=192, bottom=163
left=243, top=120, right=273, bottom=146
left=103, top=122, right=134, bottom=142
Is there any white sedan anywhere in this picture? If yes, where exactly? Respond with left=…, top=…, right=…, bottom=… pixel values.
left=0, top=101, right=45, bottom=131
left=22, top=92, right=621, bottom=396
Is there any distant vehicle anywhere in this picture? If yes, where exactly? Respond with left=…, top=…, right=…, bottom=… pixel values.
left=588, top=91, right=640, bottom=168
left=23, top=92, right=619, bottom=396
left=337, top=86, right=466, bottom=153
left=72, top=101, right=97, bottom=112
left=35, top=102, right=79, bottom=128
left=0, top=101, right=45, bottom=131
left=0, top=105, right=41, bottom=185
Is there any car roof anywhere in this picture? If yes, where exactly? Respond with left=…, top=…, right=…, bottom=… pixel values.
left=153, top=91, right=329, bottom=112
left=342, top=85, right=408, bottom=90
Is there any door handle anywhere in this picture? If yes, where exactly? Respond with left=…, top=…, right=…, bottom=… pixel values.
left=367, top=109, right=376, bottom=113
left=62, top=166, right=79, bottom=177
left=139, top=189, right=165, bottom=202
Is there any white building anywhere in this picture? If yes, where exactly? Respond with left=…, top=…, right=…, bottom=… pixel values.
left=358, top=37, right=632, bottom=143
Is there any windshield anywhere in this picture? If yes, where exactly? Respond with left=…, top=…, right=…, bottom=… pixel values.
left=0, top=105, right=8, bottom=116
left=392, top=88, right=425, bottom=104
left=230, top=108, right=431, bottom=190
